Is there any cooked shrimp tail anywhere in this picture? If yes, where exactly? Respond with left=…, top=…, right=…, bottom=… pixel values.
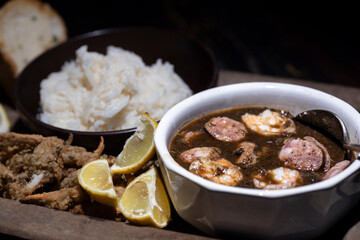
left=64, top=133, right=74, bottom=145
left=20, top=191, right=61, bottom=202
left=189, top=157, right=243, bottom=186
left=242, top=109, right=296, bottom=136
left=92, top=136, right=105, bottom=160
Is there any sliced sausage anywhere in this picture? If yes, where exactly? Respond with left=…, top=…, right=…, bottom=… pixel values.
left=322, top=160, right=350, bottom=180
left=205, top=117, right=247, bottom=142
left=279, top=138, right=324, bottom=171
left=303, top=136, right=331, bottom=171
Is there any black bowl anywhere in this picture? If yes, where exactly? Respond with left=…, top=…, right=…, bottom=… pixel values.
left=15, top=27, right=218, bottom=155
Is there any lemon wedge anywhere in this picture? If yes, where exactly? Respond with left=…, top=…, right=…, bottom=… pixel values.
left=118, top=166, right=171, bottom=228
left=111, top=113, right=157, bottom=175
left=78, top=159, right=118, bottom=207
left=0, top=103, right=10, bottom=133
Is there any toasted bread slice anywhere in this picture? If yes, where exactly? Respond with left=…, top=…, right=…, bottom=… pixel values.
left=0, top=0, right=67, bottom=99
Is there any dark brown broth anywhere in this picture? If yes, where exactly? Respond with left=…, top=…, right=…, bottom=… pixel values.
left=169, top=107, right=345, bottom=188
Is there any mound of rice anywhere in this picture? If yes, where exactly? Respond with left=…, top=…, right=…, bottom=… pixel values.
left=39, top=45, right=192, bottom=131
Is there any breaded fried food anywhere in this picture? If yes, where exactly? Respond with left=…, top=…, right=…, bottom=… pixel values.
left=4, top=136, right=65, bottom=199
left=0, top=132, right=108, bottom=210
left=60, top=136, right=104, bottom=167
left=20, top=185, right=88, bottom=211
left=0, top=132, right=45, bottom=162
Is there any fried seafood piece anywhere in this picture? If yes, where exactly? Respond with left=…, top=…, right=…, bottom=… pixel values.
left=20, top=185, right=88, bottom=211
left=0, top=162, right=14, bottom=190
left=60, top=169, right=80, bottom=188
left=205, top=116, right=247, bottom=142
left=0, top=162, right=14, bottom=180
left=3, top=137, right=64, bottom=199
left=0, top=132, right=46, bottom=162
left=242, top=109, right=296, bottom=136
left=179, top=147, right=221, bottom=164
left=21, top=169, right=92, bottom=211
left=60, top=136, right=104, bottom=167
left=0, top=133, right=107, bottom=201
left=253, top=167, right=302, bottom=190
left=189, top=157, right=243, bottom=186
left=5, top=171, right=48, bottom=200
left=6, top=136, right=64, bottom=176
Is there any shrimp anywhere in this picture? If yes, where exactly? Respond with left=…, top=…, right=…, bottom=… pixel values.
left=253, top=167, right=301, bottom=190
left=178, top=130, right=205, bottom=145
left=205, top=116, right=247, bottom=142
left=189, top=157, right=243, bottom=186
left=233, top=141, right=257, bottom=167
left=241, top=109, right=296, bottom=136
left=179, top=147, right=221, bottom=164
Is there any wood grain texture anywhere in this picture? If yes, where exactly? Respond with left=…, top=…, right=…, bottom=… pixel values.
left=0, top=198, right=213, bottom=240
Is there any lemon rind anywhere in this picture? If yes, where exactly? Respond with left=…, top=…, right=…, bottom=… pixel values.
left=118, top=166, right=170, bottom=228
left=110, top=113, right=157, bottom=175
left=78, top=159, right=118, bottom=208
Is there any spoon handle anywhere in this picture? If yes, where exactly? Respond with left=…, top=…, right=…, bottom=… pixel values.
left=343, top=143, right=360, bottom=152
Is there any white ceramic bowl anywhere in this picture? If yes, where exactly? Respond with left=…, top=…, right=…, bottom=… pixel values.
left=154, top=82, right=360, bottom=239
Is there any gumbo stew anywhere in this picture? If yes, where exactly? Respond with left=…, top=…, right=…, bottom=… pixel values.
left=170, top=107, right=351, bottom=189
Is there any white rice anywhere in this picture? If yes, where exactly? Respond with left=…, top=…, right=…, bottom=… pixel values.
left=39, top=45, right=192, bottom=131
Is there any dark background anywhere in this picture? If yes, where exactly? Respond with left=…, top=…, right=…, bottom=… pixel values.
left=46, top=0, right=359, bottom=87
left=1, top=0, right=359, bottom=104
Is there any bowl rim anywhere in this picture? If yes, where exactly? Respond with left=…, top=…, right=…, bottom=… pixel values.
left=14, top=26, right=218, bottom=136
left=154, top=82, right=360, bottom=198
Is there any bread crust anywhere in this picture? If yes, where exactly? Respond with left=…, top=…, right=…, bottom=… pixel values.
left=0, top=0, right=67, bottom=101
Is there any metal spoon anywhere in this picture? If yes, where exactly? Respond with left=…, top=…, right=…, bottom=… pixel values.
left=294, top=109, right=360, bottom=152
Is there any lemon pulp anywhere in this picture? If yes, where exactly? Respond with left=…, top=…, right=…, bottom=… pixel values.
left=111, top=113, right=157, bottom=174
left=78, top=159, right=118, bottom=207
left=119, top=166, right=171, bottom=228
